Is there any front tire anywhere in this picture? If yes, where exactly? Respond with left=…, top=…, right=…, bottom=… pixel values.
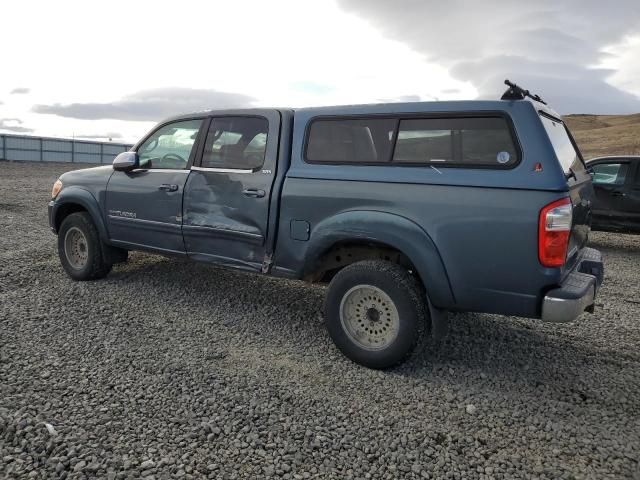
left=58, top=212, right=112, bottom=281
left=324, top=260, right=427, bottom=369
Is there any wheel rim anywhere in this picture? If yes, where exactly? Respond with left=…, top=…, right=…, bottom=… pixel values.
left=339, top=284, right=400, bottom=351
left=64, top=226, right=89, bottom=270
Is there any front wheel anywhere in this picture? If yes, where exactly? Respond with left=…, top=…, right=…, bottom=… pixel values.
left=58, top=212, right=112, bottom=281
left=324, top=260, right=427, bottom=369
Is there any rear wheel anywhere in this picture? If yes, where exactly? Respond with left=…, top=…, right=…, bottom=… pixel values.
left=58, top=212, right=112, bottom=280
left=324, top=260, right=427, bottom=369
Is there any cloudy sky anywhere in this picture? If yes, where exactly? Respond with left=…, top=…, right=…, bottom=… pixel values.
left=1, top=0, right=639, bottom=143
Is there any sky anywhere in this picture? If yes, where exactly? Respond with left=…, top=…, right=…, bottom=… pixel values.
left=0, top=0, right=639, bottom=144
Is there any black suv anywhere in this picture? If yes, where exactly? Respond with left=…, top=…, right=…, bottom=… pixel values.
left=588, top=156, right=640, bottom=233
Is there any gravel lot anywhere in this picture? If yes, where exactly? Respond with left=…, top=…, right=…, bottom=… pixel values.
left=1, top=161, right=639, bottom=480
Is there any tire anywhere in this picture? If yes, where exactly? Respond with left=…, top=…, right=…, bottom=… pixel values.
left=324, top=260, right=427, bottom=369
left=58, top=212, right=112, bottom=281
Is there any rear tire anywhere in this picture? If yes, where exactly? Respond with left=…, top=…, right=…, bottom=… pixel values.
left=324, top=260, right=427, bottom=369
left=58, top=212, right=112, bottom=281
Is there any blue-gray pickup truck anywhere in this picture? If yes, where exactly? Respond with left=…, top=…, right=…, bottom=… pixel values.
left=49, top=82, right=604, bottom=368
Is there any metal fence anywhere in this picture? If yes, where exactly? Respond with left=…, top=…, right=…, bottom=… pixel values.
left=0, top=133, right=133, bottom=165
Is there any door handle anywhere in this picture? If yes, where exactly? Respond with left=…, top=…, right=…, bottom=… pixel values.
left=158, top=184, right=179, bottom=192
left=611, top=191, right=626, bottom=197
left=242, top=188, right=266, bottom=198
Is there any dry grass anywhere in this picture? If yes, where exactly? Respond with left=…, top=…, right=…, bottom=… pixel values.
left=564, top=113, right=640, bottom=160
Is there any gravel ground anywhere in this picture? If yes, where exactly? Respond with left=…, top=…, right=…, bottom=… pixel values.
left=1, top=161, right=639, bottom=480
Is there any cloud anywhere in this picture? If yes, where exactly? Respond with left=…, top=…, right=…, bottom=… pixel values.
left=337, top=0, right=640, bottom=114
left=377, top=94, right=424, bottom=103
left=0, top=118, right=33, bottom=133
left=290, top=81, right=336, bottom=95
left=33, top=87, right=256, bottom=122
left=10, top=87, right=30, bottom=94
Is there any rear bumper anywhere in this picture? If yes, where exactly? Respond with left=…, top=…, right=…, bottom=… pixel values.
left=541, top=247, right=604, bottom=323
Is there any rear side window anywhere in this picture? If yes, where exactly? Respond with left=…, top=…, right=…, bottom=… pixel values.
left=304, top=115, right=518, bottom=167
left=202, top=116, right=268, bottom=170
left=393, top=117, right=517, bottom=166
left=306, top=118, right=396, bottom=163
left=540, top=115, right=585, bottom=174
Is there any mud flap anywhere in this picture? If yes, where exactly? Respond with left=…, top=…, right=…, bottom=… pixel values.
left=427, top=297, right=449, bottom=340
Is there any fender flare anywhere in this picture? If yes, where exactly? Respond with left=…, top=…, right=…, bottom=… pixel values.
left=303, top=210, right=455, bottom=307
left=52, top=186, right=109, bottom=242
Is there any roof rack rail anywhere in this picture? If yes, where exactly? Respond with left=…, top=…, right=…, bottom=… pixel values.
left=501, top=79, right=547, bottom=105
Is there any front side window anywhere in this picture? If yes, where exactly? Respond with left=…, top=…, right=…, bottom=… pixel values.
left=306, top=118, right=396, bottom=163
left=138, top=119, right=202, bottom=169
left=202, top=117, right=269, bottom=170
left=590, top=162, right=628, bottom=185
left=393, top=117, right=518, bottom=166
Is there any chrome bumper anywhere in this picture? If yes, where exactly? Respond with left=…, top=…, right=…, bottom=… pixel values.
left=541, top=248, right=603, bottom=323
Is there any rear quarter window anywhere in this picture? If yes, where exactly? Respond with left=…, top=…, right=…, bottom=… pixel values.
left=540, top=114, right=585, bottom=174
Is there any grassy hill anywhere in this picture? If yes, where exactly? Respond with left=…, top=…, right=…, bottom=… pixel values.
left=564, top=113, right=640, bottom=160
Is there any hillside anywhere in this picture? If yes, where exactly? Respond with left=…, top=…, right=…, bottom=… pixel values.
left=564, top=113, right=640, bottom=159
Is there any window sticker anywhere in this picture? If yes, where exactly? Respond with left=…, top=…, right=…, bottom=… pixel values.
left=497, top=151, right=511, bottom=164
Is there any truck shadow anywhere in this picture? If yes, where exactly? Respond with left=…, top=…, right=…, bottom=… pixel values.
left=109, top=254, right=639, bottom=411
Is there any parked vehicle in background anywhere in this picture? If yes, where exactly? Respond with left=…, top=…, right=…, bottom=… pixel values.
left=587, top=156, right=640, bottom=233
left=48, top=81, right=604, bottom=369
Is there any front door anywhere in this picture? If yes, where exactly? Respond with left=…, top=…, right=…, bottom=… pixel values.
left=106, top=118, right=204, bottom=254
left=182, top=112, right=280, bottom=270
left=590, top=160, right=630, bottom=230
left=618, top=160, right=640, bottom=231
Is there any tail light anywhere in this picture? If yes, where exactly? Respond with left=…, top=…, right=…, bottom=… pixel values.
left=539, top=198, right=572, bottom=267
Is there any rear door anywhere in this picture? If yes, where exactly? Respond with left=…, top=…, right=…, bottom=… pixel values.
left=182, top=111, right=280, bottom=270
left=106, top=119, right=204, bottom=254
left=539, top=114, right=592, bottom=267
left=589, top=159, right=631, bottom=229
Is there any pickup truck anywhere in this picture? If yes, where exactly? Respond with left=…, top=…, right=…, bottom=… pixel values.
left=49, top=82, right=604, bottom=368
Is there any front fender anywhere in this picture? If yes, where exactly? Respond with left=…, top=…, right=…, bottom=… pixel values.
left=304, top=210, right=455, bottom=308
left=50, top=186, right=109, bottom=242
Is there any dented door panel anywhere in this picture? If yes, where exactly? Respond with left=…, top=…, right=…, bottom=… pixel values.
left=182, top=111, right=281, bottom=270
left=182, top=170, right=269, bottom=267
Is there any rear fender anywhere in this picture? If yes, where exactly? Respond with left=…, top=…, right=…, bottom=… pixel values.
left=304, top=210, right=455, bottom=308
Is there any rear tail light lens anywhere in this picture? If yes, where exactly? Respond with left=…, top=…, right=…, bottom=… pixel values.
left=539, top=198, right=572, bottom=267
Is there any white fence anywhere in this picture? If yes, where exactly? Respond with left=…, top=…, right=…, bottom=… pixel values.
left=0, top=133, right=133, bottom=164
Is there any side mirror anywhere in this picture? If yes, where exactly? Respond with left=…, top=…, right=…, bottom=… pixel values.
left=113, top=151, right=139, bottom=171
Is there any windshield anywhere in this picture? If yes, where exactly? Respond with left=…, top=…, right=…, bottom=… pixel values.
left=540, top=114, right=585, bottom=174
